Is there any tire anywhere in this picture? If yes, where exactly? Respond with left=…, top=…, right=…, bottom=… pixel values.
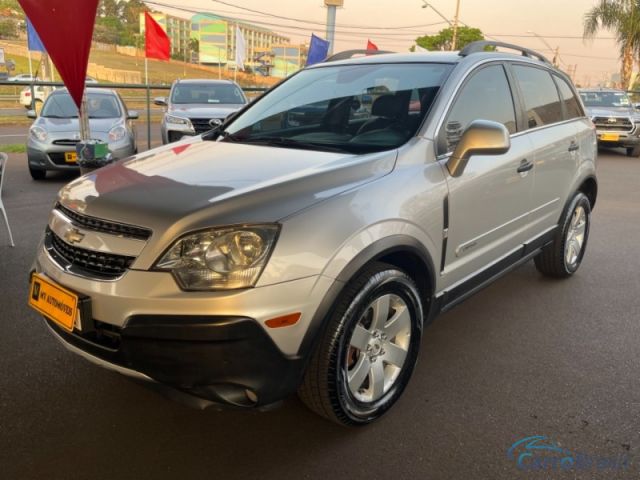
left=298, top=262, right=424, bottom=426
left=626, top=146, right=640, bottom=157
left=534, top=192, right=591, bottom=278
left=28, top=166, right=46, bottom=180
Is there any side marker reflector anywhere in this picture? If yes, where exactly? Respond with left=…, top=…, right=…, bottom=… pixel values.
left=265, top=313, right=301, bottom=329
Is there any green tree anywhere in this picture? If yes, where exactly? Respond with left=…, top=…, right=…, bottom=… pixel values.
left=584, top=0, right=640, bottom=89
left=413, top=26, right=485, bottom=52
left=0, top=18, right=17, bottom=39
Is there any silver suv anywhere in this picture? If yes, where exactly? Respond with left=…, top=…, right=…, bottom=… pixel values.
left=155, top=79, right=247, bottom=144
left=579, top=88, right=640, bottom=157
left=30, top=42, right=597, bottom=426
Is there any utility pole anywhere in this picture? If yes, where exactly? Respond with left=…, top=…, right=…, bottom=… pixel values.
left=451, top=0, right=461, bottom=51
left=324, top=0, right=344, bottom=56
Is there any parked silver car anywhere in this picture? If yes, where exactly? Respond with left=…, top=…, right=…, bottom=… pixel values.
left=156, top=79, right=247, bottom=144
left=26, top=88, right=138, bottom=180
left=30, top=42, right=597, bottom=425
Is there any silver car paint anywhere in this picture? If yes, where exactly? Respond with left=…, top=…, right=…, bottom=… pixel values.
left=36, top=52, right=597, bottom=359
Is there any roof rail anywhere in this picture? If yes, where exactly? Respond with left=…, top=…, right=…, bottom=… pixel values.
left=324, top=49, right=395, bottom=62
left=459, top=41, right=551, bottom=65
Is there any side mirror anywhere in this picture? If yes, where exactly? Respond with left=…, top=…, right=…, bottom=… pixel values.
left=27, top=110, right=37, bottom=119
left=446, top=120, right=511, bottom=178
left=154, top=97, right=167, bottom=107
left=634, top=103, right=640, bottom=111
left=128, top=110, right=139, bottom=120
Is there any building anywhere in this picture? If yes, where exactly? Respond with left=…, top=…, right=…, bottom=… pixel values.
left=140, top=12, right=191, bottom=60
left=190, top=13, right=289, bottom=69
left=270, top=44, right=308, bottom=78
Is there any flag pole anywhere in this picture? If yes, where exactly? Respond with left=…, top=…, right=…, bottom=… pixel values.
left=28, top=50, right=33, bottom=78
left=145, top=57, right=151, bottom=151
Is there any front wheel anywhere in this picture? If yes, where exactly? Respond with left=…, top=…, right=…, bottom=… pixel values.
left=28, top=166, right=46, bottom=180
left=534, top=192, right=591, bottom=278
left=299, top=262, right=424, bottom=426
left=626, top=146, right=640, bottom=157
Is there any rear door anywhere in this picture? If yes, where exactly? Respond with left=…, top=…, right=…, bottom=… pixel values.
left=510, top=64, right=577, bottom=235
left=438, top=63, right=535, bottom=286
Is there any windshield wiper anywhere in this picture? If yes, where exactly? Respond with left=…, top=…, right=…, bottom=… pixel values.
left=42, top=115, right=77, bottom=119
left=233, top=136, right=352, bottom=154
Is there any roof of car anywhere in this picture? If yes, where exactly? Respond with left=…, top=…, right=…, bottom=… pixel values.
left=51, top=87, right=117, bottom=95
left=309, top=49, right=556, bottom=70
left=173, top=79, right=237, bottom=85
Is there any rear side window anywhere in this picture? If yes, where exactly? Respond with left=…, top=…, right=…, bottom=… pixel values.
left=554, top=75, right=583, bottom=119
left=513, top=65, right=563, bottom=129
left=439, top=64, right=516, bottom=155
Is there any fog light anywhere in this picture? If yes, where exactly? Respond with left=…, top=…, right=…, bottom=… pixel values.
left=245, top=389, right=258, bottom=404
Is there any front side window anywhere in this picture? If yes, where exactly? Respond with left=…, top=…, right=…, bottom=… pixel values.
left=220, top=63, right=452, bottom=154
left=513, top=65, right=563, bottom=129
left=439, top=64, right=516, bottom=155
left=171, top=83, right=246, bottom=105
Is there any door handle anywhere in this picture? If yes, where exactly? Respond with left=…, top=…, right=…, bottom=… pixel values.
left=517, top=159, right=534, bottom=173
left=568, top=141, right=580, bottom=152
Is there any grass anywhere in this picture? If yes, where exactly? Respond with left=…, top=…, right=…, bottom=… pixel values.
left=1, top=39, right=279, bottom=88
left=0, top=144, right=26, bottom=153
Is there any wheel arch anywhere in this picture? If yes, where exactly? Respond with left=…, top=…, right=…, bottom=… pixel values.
left=297, top=235, right=437, bottom=360
left=577, top=175, right=598, bottom=210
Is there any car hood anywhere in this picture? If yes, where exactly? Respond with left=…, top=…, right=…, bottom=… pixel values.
left=58, top=137, right=397, bottom=241
left=168, top=104, right=243, bottom=118
left=34, top=116, right=123, bottom=134
left=585, top=106, right=634, bottom=117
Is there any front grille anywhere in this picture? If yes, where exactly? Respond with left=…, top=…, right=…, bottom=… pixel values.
left=48, top=152, right=76, bottom=165
left=53, top=139, right=79, bottom=146
left=56, top=204, right=152, bottom=241
left=49, top=229, right=134, bottom=279
left=191, top=117, right=221, bottom=134
left=593, top=116, right=633, bottom=132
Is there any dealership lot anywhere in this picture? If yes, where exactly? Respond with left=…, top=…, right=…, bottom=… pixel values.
left=0, top=149, right=639, bottom=478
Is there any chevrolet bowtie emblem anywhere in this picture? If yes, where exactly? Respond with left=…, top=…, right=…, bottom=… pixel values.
left=63, top=227, right=85, bottom=245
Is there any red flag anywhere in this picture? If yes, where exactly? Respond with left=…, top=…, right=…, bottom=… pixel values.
left=145, top=12, right=170, bottom=61
left=367, top=40, right=379, bottom=51
left=17, top=0, right=99, bottom=109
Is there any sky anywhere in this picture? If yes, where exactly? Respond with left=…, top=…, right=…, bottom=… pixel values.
left=147, top=0, right=621, bottom=86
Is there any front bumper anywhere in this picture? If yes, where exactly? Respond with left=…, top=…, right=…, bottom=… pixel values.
left=27, top=139, right=136, bottom=171
left=595, top=127, right=640, bottom=147
left=44, top=313, right=304, bottom=407
left=34, top=242, right=335, bottom=407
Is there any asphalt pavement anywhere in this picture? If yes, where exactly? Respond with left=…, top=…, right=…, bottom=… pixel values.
left=0, top=149, right=639, bottom=479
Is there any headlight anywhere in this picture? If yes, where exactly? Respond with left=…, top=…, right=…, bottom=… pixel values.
left=155, top=225, right=280, bottom=291
left=29, top=126, right=47, bottom=142
left=165, top=114, right=193, bottom=127
left=108, top=125, right=127, bottom=142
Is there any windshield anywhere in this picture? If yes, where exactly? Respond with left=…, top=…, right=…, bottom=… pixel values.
left=41, top=92, right=122, bottom=119
left=580, top=91, right=631, bottom=108
left=171, top=83, right=246, bottom=105
left=220, top=63, right=452, bottom=154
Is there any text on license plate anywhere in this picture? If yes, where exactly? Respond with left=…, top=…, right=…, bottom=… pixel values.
left=64, top=152, right=77, bottom=163
left=600, top=133, right=620, bottom=142
left=28, top=274, right=79, bottom=332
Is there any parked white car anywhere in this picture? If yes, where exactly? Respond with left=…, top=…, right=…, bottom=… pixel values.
left=8, top=73, right=36, bottom=82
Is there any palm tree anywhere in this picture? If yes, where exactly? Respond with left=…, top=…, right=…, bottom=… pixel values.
left=584, top=0, right=640, bottom=89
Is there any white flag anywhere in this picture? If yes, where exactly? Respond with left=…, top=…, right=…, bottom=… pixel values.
left=235, top=26, right=246, bottom=70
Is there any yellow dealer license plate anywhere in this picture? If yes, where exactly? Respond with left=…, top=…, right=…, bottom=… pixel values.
left=600, top=133, right=619, bottom=142
left=28, top=274, right=79, bottom=332
left=64, top=151, right=77, bottom=163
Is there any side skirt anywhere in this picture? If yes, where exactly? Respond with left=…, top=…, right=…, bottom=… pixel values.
left=433, top=227, right=557, bottom=315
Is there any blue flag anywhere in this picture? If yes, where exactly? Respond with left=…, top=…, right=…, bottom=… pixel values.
left=306, top=34, right=330, bottom=66
left=27, top=18, right=45, bottom=52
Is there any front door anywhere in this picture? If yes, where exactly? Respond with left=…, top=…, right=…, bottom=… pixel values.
left=437, top=63, right=535, bottom=288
